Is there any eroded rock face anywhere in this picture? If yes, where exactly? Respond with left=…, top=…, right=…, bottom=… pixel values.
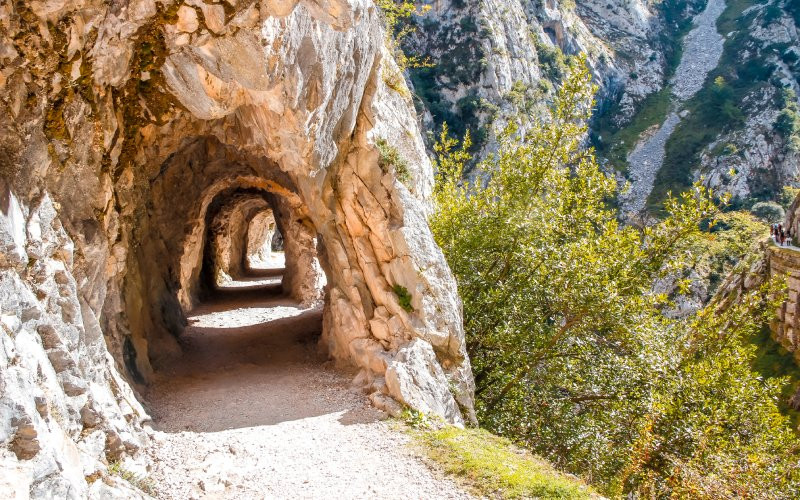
left=405, top=0, right=668, bottom=157
left=0, top=0, right=475, bottom=495
left=246, top=209, right=276, bottom=267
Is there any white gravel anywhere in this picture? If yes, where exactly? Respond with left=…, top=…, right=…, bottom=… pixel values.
left=621, top=112, right=682, bottom=214
left=670, top=0, right=727, bottom=101
left=143, top=275, right=471, bottom=499
left=622, top=0, right=727, bottom=216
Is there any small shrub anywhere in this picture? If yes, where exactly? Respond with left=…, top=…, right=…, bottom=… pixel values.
left=108, top=462, right=156, bottom=495
left=376, top=138, right=412, bottom=185
left=780, top=185, right=800, bottom=208
left=750, top=201, right=785, bottom=222
left=392, top=284, right=414, bottom=312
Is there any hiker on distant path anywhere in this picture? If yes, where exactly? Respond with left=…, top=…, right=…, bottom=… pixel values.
left=771, top=223, right=776, bottom=238
left=780, top=226, right=786, bottom=246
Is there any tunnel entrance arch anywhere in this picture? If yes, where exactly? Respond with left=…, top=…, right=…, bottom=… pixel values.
left=102, top=0, right=477, bottom=425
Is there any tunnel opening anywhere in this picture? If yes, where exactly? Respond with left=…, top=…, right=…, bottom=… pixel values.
left=124, top=136, right=338, bottom=430
left=118, top=137, right=328, bottom=389
left=109, top=54, right=474, bottom=424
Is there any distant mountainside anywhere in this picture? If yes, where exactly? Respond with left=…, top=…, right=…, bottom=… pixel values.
left=405, top=0, right=800, bottom=212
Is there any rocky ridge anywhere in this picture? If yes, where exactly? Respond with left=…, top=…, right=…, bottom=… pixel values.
left=620, top=0, right=726, bottom=216
left=409, top=0, right=799, bottom=209
left=692, top=0, right=800, bottom=203
left=405, top=0, right=678, bottom=157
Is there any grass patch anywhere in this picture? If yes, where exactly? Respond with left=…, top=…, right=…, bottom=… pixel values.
left=413, top=425, right=597, bottom=499
left=108, top=461, right=156, bottom=495
left=594, top=86, right=674, bottom=172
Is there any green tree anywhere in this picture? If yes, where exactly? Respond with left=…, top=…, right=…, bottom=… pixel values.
left=776, top=88, right=800, bottom=151
left=430, top=57, right=800, bottom=496
left=751, top=201, right=786, bottom=223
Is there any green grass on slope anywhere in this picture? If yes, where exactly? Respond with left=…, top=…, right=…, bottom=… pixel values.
left=412, top=425, right=597, bottom=499
left=594, top=86, right=674, bottom=173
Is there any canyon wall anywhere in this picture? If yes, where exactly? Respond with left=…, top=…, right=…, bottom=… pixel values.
left=0, top=0, right=474, bottom=496
left=409, top=0, right=800, bottom=206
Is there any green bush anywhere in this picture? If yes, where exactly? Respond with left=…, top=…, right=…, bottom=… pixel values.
left=375, top=138, right=411, bottom=185
left=750, top=201, right=786, bottom=222
left=780, top=185, right=800, bottom=207
left=392, top=284, right=414, bottom=312
left=431, top=57, right=800, bottom=497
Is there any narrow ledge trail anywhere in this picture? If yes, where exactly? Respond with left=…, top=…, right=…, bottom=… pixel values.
left=142, top=257, right=471, bottom=499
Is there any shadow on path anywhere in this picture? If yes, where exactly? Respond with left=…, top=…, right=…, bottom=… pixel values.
left=145, top=269, right=377, bottom=432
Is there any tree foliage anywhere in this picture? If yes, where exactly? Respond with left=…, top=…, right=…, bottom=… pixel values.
left=374, top=0, right=430, bottom=72
left=750, top=201, right=786, bottom=223
left=430, top=57, right=800, bottom=497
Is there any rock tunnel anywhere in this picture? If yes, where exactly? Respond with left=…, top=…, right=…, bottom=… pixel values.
left=0, top=10, right=476, bottom=489
left=84, top=0, right=479, bottom=425
left=121, top=137, right=329, bottom=382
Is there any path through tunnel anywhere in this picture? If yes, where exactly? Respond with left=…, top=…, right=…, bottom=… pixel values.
left=118, top=136, right=341, bottom=433
left=128, top=139, right=439, bottom=498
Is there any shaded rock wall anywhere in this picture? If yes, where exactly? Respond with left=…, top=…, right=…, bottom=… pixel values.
left=767, top=245, right=800, bottom=356
left=0, top=0, right=475, bottom=496
left=246, top=209, right=276, bottom=267
left=207, top=192, right=271, bottom=284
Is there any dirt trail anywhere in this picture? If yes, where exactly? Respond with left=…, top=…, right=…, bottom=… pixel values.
left=143, top=259, right=470, bottom=499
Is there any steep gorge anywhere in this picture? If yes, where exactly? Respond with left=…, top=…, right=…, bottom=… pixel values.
left=406, top=0, right=800, bottom=210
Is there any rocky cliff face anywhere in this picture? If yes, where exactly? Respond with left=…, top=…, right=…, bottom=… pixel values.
left=693, top=0, right=800, bottom=203
left=0, top=0, right=475, bottom=496
left=405, top=0, right=676, bottom=156
left=409, top=0, right=799, bottom=208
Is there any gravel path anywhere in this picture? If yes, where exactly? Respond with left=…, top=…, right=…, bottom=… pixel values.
left=621, top=113, right=681, bottom=214
left=143, top=267, right=471, bottom=499
left=621, top=0, right=726, bottom=216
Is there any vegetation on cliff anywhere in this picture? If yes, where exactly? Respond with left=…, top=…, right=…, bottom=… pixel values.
left=431, top=59, right=800, bottom=497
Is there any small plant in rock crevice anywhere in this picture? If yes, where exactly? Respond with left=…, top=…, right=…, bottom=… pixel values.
left=401, top=408, right=435, bottom=429
left=376, top=138, right=412, bottom=186
left=108, top=461, right=156, bottom=495
left=392, top=284, right=414, bottom=312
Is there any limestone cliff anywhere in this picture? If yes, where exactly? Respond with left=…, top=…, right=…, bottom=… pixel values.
left=0, top=0, right=475, bottom=496
left=408, top=0, right=799, bottom=207
left=405, top=0, right=678, bottom=156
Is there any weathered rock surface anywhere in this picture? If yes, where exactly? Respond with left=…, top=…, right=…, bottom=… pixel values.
left=406, top=0, right=670, bottom=157
left=0, top=0, right=475, bottom=496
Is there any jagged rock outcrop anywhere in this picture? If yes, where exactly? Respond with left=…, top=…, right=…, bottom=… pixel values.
left=695, top=0, right=800, bottom=202
left=0, top=0, right=475, bottom=496
left=405, top=0, right=671, bottom=156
